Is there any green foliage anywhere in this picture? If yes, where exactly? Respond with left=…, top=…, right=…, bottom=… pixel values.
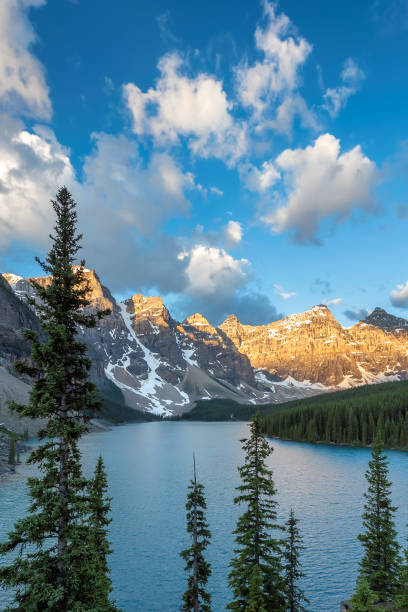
left=357, top=431, right=401, bottom=601
left=183, top=399, right=259, bottom=421
left=350, top=577, right=377, bottom=611
left=397, top=545, right=408, bottom=608
left=0, top=187, right=118, bottom=611
left=227, top=413, right=284, bottom=611
left=79, top=456, right=118, bottom=611
left=261, top=380, right=408, bottom=450
left=283, top=509, right=309, bottom=612
left=246, top=566, right=267, bottom=612
left=180, top=457, right=212, bottom=612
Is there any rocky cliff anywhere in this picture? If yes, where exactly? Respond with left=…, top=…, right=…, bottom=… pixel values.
left=2, top=270, right=408, bottom=418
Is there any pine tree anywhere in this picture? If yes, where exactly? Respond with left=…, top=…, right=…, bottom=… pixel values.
left=180, top=456, right=212, bottom=612
left=357, top=430, right=401, bottom=602
left=397, top=537, right=408, bottom=608
left=0, top=187, right=117, bottom=611
left=247, top=566, right=267, bottom=612
left=79, top=456, right=117, bottom=611
left=227, top=412, right=284, bottom=611
left=283, top=509, right=309, bottom=612
left=350, top=577, right=376, bottom=611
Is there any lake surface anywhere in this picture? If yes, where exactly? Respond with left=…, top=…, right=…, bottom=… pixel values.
left=1, top=421, right=408, bottom=611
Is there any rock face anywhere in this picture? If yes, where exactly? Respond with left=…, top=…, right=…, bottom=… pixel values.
left=2, top=269, right=408, bottom=418
left=219, top=305, right=408, bottom=388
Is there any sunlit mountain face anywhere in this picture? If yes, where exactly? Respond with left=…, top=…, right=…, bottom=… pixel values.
left=2, top=271, right=408, bottom=419
left=0, top=0, right=407, bottom=335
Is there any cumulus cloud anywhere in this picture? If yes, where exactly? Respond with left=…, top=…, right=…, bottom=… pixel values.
left=323, top=58, right=365, bottom=117
left=344, top=307, right=370, bottom=321
left=0, top=0, right=51, bottom=119
left=273, top=283, right=296, bottom=299
left=261, top=133, right=378, bottom=243
left=179, top=245, right=250, bottom=298
left=235, top=2, right=316, bottom=134
left=0, top=118, right=199, bottom=294
left=123, top=52, right=247, bottom=165
left=224, top=220, right=243, bottom=246
left=390, top=281, right=408, bottom=308
left=240, top=160, right=280, bottom=193
left=0, top=115, right=75, bottom=249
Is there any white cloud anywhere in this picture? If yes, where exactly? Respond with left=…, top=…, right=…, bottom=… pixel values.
left=323, top=58, right=365, bottom=118
left=240, top=160, right=280, bottom=193
left=390, top=281, right=408, bottom=308
left=209, top=186, right=223, bottom=196
left=78, top=132, right=192, bottom=236
left=0, top=0, right=51, bottom=119
left=0, top=118, right=194, bottom=284
left=262, top=133, right=378, bottom=242
left=179, top=245, right=250, bottom=298
left=324, top=297, right=343, bottom=306
left=123, top=52, right=247, bottom=165
left=0, top=115, right=74, bottom=249
left=235, top=2, right=315, bottom=134
left=273, top=283, right=296, bottom=299
left=224, top=220, right=243, bottom=245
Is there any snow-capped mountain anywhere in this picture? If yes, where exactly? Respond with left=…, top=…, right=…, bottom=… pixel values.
left=2, top=270, right=408, bottom=418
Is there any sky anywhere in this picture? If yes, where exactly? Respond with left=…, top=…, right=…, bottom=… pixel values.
left=0, top=0, right=408, bottom=326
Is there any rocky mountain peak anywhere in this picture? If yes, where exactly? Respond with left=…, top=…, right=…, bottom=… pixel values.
left=363, top=307, right=408, bottom=330
left=220, top=313, right=241, bottom=327
left=182, top=313, right=216, bottom=335
left=128, top=294, right=171, bottom=327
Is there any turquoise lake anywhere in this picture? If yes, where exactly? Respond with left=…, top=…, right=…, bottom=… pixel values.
left=1, top=421, right=408, bottom=611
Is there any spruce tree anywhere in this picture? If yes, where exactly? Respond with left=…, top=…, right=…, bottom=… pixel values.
left=0, top=187, right=117, bottom=611
left=227, top=413, right=284, bottom=611
left=80, top=456, right=117, bottom=611
left=283, top=509, right=309, bottom=612
left=350, top=577, right=376, bottom=611
left=247, top=566, right=267, bottom=612
left=356, top=430, right=401, bottom=602
left=180, top=456, right=212, bottom=612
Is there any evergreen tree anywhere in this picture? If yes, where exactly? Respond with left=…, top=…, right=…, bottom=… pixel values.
left=227, top=413, right=284, bottom=611
left=180, top=456, right=212, bottom=612
left=247, top=566, right=267, bottom=612
left=350, top=577, right=376, bottom=611
left=397, top=539, right=408, bottom=608
left=0, top=187, right=116, bottom=611
left=283, top=509, right=309, bottom=612
left=80, top=456, right=117, bottom=611
left=357, top=430, right=401, bottom=602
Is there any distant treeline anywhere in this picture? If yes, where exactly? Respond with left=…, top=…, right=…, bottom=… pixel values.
left=262, top=379, right=408, bottom=449
left=183, top=380, right=408, bottom=450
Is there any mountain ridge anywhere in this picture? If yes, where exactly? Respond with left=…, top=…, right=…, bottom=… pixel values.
left=2, top=268, right=408, bottom=418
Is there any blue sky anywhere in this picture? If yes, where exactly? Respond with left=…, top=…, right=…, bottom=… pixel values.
left=1, top=0, right=408, bottom=326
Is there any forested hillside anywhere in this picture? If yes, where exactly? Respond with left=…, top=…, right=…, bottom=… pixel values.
left=262, top=380, right=408, bottom=449
left=186, top=380, right=408, bottom=450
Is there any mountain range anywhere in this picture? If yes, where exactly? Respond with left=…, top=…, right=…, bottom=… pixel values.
left=1, top=268, right=408, bottom=426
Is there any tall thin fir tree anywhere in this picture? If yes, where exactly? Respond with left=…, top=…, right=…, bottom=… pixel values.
left=180, top=455, right=212, bottom=612
left=283, top=509, right=309, bottom=612
left=80, top=456, right=119, bottom=611
left=356, top=430, right=401, bottom=603
left=0, top=187, right=118, bottom=611
left=227, top=413, right=284, bottom=611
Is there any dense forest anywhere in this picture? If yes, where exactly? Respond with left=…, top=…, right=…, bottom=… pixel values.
left=184, top=380, right=408, bottom=451
left=262, top=379, right=408, bottom=449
